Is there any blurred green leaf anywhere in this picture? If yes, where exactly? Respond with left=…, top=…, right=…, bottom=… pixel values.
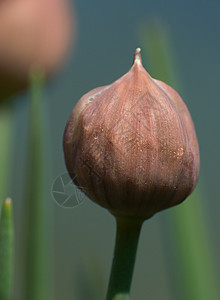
left=0, top=198, right=14, bottom=300
left=75, top=254, right=105, bottom=300
left=138, top=19, right=179, bottom=88
left=22, top=70, right=52, bottom=300
left=0, top=104, right=13, bottom=209
left=139, top=19, right=219, bottom=300
left=169, top=188, right=219, bottom=300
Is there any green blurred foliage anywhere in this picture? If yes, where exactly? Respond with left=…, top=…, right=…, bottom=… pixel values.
left=139, top=19, right=219, bottom=300
left=0, top=198, right=13, bottom=300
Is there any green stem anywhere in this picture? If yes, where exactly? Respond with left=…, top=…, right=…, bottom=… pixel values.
left=0, top=104, right=13, bottom=209
left=106, top=216, right=143, bottom=300
left=0, top=198, right=14, bottom=300
left=22, top=69, right=52, bottom=300
left=139, top=20, right=220, bottom=299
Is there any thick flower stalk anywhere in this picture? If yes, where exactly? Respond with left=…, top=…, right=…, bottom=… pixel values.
left=63, top=48, right=200, bottom=299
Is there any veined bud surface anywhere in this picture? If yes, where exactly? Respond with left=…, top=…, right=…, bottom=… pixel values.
left=63, top=49, right=200, bottom=220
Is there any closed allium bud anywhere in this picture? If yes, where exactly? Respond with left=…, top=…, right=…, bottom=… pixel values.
left=0, top=0, right=74, bottom=101
left=63, top=48, right=200, bottom=220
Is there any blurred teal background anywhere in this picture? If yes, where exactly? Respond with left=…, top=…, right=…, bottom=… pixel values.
left=10, top=0, right=220, bottom=299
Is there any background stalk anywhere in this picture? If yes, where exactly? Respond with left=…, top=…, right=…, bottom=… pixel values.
left=0, top=103, right=13, bottom=209
left=0, top=198, right=14, bottom=300
left=139, top=20, right=219, bottom=299
left=106, top=216, right=143, bottom=300
left=22, top=70, right=52, bottom=300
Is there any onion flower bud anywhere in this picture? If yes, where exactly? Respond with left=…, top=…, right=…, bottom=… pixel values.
left=63, top=48, right=200, bottom=220
left=0, top=0, right=74, bottom=101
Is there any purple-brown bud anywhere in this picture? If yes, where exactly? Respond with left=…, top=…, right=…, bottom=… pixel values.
left=63, top=49, right=200, bottom=220
left=0, top=0, right=74, bottom=101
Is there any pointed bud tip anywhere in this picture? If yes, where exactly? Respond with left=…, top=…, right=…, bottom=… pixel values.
left=133, top=47, right=142, bottom=66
